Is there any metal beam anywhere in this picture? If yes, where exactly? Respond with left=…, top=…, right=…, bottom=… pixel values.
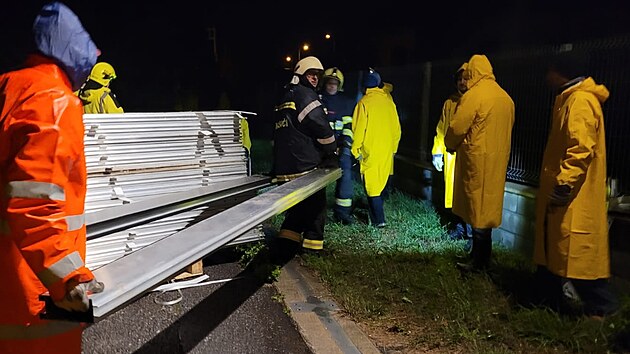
left=89, top=168, right=341, bottom=320
left=86, top=175, right=272, bottom=240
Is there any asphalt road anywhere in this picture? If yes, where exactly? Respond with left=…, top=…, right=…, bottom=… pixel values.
left=82, top=250, right=312, bottom=354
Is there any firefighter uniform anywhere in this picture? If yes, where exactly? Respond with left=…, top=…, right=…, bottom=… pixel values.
left=320, top=67, right=356, bottom=224
left=0, top=3, right=100, bottom=353
left=273, top=56, right=337, bottom=253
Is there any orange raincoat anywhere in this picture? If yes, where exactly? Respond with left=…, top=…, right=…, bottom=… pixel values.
left=0, top=53, right=96, bottom=353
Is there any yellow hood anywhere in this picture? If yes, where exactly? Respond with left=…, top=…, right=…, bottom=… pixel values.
left=466, top=54, right=495, bottom=89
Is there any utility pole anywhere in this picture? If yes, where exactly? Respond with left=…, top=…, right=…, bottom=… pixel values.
left=207, top=27, right=218, bottom=63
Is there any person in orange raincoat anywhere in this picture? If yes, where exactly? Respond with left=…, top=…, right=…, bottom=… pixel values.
left=0, top=3, right=104, bottom=353
left=444, top=54, right=515, bottom=271
left=533, top=52, right=619, bottom=318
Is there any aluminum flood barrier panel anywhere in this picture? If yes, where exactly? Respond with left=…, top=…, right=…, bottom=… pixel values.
left=84, top=111, right=257, bottom=269
left=90, top=167, right=341, bottom=320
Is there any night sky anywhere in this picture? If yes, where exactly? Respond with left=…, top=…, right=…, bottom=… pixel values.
left=1, top=1, right=629, bottom=116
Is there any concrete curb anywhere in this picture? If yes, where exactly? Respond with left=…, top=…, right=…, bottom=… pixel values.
left=275, top=257, right=381, bottom=354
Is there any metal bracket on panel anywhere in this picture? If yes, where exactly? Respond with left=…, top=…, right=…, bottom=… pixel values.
left=87, top=125, right=98, bottom=137
left=112, top=186, right=132, bottom=204
left=124, top=241, right=136, bottom=253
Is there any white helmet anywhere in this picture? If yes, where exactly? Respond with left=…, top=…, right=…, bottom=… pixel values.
left=294, top=56, right=324, bottom=75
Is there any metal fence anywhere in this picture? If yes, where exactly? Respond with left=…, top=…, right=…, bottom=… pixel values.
left=377, top=35, right=630, bottom=194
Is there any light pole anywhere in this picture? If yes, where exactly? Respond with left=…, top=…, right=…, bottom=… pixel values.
left=324, top=33, right=335, bottom=53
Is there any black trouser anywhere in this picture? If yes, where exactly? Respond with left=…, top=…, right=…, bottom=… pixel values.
left=280, top=188, right=327, bottom=250
left=535, top=266, right=619, bottom=316
left=470, top=227, right=492, bottom=268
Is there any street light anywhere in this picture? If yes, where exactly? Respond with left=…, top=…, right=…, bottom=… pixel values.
left=298, top=43, right=309, bottom=60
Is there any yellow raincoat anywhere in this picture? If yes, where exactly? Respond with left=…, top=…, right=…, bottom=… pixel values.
left=79, top=86, right=124, bottom=114
left=432, top=63, right=467, bottom=208
left=444, top=55, right=515, bottom=228
left=351, top=86, right=401, bottom=196
left=432, top=93, right=461, bottom=208
left=533, top=77, right=610, bottom=279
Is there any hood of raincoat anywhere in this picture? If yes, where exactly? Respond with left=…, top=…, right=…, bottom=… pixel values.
left=32, top=2, right=98, bottom=91
left=560, top=77, right=609, bottom=104
left=465, top=55, right=495, bottom=90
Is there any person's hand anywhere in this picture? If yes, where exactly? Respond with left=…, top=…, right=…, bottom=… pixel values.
left=432, top=154, right=444, bottom=171
left=54, top=279, right=104, bottom=312
left=549, top=184, right=571, bottom=206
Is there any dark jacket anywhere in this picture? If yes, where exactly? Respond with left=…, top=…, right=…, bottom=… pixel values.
left=273, top=77, right=336, bottom=176
left=320, top=90, right=355, bottom=149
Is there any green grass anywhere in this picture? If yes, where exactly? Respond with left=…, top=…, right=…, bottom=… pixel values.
left=247, top=138, right=630, bottom=353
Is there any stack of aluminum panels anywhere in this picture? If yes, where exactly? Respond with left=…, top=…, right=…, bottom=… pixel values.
left=83, top=111, right=259, bottom=269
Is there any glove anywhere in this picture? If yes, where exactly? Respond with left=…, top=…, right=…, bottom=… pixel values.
left=319, top=153, right=339, bottom=169
left=549, top=184, right=571, bottom=206
left=54, top=278, right=105, bottom=312
left=432, top=154, right=444, bottom=172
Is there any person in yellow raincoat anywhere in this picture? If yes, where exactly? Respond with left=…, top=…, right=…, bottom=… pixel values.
left=351, top=68, right=401, bottom=227
left=533, top=52, right=618, bottom=318
left=78, top=62, right=124, bottom=113
left=444, top=54, right=515, bottom=271
left=431, top=63, right=472, bottom=244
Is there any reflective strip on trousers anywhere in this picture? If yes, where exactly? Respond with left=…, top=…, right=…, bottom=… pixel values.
left=342, top=116, right=352, bottom=124
left=342, top=128, right=353, bottom=139
left=302, top=238, right=324, bottom=250
left=6, top=181, right=65, bottom=201
left=335, top=198, right=352, bottom=207
left=37, top=251, right=84, bottom=288
left=277, top=229, right=302, bottom=243
left=0, top=321, right=79, bottom=340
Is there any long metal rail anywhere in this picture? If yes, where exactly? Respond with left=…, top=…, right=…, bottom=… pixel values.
left=86, top=175, right=272, bottom=240
left=89, top=168, right=340, bottom=321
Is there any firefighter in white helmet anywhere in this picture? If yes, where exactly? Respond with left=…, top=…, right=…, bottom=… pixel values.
left=319, top=67, right=356, bottom=224
left=78, top=61, right=124, bottom=113
left=272, top=56, right=337, bottom=259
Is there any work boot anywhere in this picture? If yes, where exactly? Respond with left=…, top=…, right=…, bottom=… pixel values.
left=333, top=213, right=355, bottom=225
left=457, top=228, right=492, bottom=272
